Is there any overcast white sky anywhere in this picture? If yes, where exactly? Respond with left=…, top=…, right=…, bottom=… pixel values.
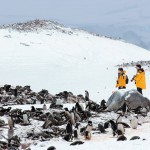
left=0, top=0, right=149, bottom=26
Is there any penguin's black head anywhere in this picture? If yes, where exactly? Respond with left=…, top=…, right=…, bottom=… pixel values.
left=31, top=106, right=36, bottom=111
left=88, top=121, right=92, bottom=126
left=75, top=123, right=80, bottom=128
left=101, top=99, right=106, bottom=104
left=104, top=121, right=109, bottom=129
left=64, top=108, right=69, bottom=111
left=109, top=120, right=116, bottom=125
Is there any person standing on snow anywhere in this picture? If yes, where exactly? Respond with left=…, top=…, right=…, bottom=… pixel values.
left=116, top=68, right=129, bottom=89
left=131, top=64, right=146, bottom=94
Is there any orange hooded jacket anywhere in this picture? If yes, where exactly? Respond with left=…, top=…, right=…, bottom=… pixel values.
left=134, top=69, right=146, bottom=89
left=116, top=71, right=127, bottom=88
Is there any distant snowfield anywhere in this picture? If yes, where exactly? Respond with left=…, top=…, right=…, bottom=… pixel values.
left=0, top=21, right=150, bottom=101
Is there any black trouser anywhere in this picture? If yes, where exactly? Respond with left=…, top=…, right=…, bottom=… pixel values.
left=137, top=87, right=142, bottom=94
left=118, top=86, right=126, bottom=89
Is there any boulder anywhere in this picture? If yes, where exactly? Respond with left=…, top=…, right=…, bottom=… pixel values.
left=106, top=89, right=150, bottom=111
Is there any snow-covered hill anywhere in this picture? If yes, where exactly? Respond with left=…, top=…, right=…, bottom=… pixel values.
left=1, top=0, right=149, bottom=49
left=0, top=20, right=150, bottom=101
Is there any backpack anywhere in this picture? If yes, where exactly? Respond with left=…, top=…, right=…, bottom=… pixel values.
left=126, top=75, right=129, bottom=84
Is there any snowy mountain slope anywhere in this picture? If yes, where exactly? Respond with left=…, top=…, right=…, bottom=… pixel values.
left=0, top=0, right=150, bottom=49
left=0, top=20, right=150, bottom=101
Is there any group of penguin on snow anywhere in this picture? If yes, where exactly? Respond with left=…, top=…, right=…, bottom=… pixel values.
left=63, top=100, right=147, bottom=146
left=5, top=100, right=147, bottom=149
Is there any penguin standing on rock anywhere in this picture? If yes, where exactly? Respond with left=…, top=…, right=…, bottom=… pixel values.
left=84, top=121, right=93, bottom=140
left=100, top=100, right=107, bottom=110
left=121, top=102, right=130, bottom=116
left=14, top=88, right=18, bottom=97
left=116, top=101, right=130, bottom=116
left=31, top=106, right=36, bottom=112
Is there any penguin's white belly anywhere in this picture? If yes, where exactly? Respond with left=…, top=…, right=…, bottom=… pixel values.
left=131, top=118, right=138, bottom=129
left=23, top=114, right=29, bottom=124
left=117, top=124, right=124, bottom=134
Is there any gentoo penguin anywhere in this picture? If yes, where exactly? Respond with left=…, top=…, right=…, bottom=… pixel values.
left=100, top=100, right=107, bottom=110
left=116, top=114, right=125, bottom=135
left=8, top=117, right=14, bottom=128
left=47, top=146, right=56, bottom=150
left=75, top=102, right=83, bottom=113
left=109, top=120, right=117, bottom=136
left=66, top=121, right=73, bottom=135
left=70, top=141, right=84, bottom=146
left=117, top=124, right=125, bottom=136
left=31, top=106, right=36, bottom=112
left=74, top=123, right=81, bottom=139
left=64, top=121, right=73, bottom=141
left=14, top=88, right=18, bottom=97
left=130, top=136, right=140, bottom=140
left=8, top=127, right=14, bottom=140
left=130, top=115, right=138, bottom=129
left=85, top=90, right=89, bottom=101
left=117, top=135, right=127, bottom=141
left=109, top=119, right=125, bottom=137
left=104, top=121, right=110, bottom=129
left=8, top=117, right=14, bottom=144
left=84, top=121, right=93, bottom=140
left=23, top=113, right=29, bottom=124
left=98, top=123, right=106, bottom=133
left=121, top=102, right=130, bottom=116
left=70, top=108, right=75, bottom=125
left=43, top=104, right=47, bottom=111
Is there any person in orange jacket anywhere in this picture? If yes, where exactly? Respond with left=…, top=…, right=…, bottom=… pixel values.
left=131, top=64, right=146, bottom=94
left=116, top=68, right=129, bottom=89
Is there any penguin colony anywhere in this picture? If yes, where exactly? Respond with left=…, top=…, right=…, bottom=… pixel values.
left=0, top=84, right=149, bottom=150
